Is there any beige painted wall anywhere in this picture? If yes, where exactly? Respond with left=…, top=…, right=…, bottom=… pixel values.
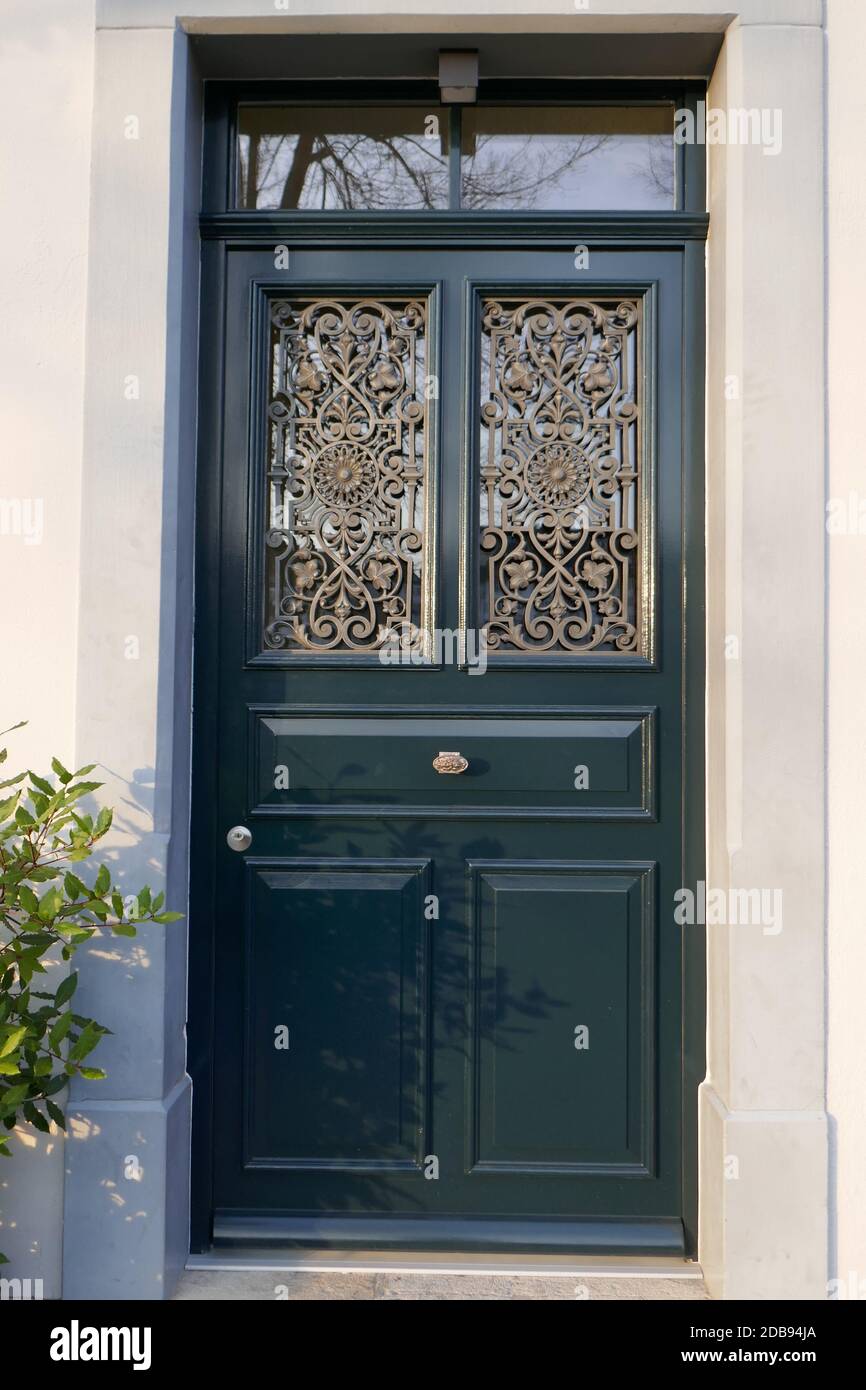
left=0, top=5, right=92, bottom=761
left=0, top=0, right=95, bottom=1295
left=699, top=13, right=828, bottom=1299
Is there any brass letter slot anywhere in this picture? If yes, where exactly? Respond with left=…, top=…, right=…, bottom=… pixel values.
left=432, top=751, right=469, bottom=775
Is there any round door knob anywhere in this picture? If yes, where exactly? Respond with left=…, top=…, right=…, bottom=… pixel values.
left=226, top=825, right=252, bottom=852
left=432, top=751, right=468, bottom=775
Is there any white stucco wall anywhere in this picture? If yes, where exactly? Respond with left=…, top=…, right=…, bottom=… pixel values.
left=0, top=0, right=95, bottom=1297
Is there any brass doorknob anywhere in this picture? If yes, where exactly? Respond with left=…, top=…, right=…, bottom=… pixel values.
left=432, top=751, right=468, bottom=775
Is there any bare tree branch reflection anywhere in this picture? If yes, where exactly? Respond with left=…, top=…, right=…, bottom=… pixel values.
left=631, top=139, right=675, bottom=203
left=460, top=133, right=610, bottom=209
left=240, top=131, right=614, bottom=210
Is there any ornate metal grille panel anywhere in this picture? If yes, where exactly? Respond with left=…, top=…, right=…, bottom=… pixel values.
left=478, top=294, right=644, bottom=656
left=264, top=295, right=430, bottom=654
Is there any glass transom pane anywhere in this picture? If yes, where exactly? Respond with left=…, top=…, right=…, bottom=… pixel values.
left=461, top=106, right=674, bottom=210
left=237, top=106, right=450, bottom=210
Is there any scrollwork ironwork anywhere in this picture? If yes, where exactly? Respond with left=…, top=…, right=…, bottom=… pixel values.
left=478, top=295, right=643, bottom=655
left=264, top=295, right=429, bottom=654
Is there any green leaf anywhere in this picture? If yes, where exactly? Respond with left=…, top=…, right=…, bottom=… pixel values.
left=37, top=887, right=63, bottom=921
left=28, top=771, right=55, bottom=798
left=67, top=782, right=102, bottom=801
left=95, top=807, right=113, bottom=836
left=78, top=1067, right=106, bottom=1081
left=94, top=863, right=111, bottom=896
left=23, top=1102, right=51, bottom=1134
left=111, top=921, right=137, bottom=938
left=0, top=1027, right=27, bottom=1058
left=64, top=872, right=87, bottom=900
left=54, top=972, right=78, bottom=1007
left=17, top=884, right=40, bottom=916
left=0, top=793, right=20, bottom=821
left=46, top=1100, right=66, bottom=1129
left=57, top=925, right=95, bottom=944
left=72, top=763, right=96, bottom=777
left=68, top=1027, right=103, bottom=1062
left=49, top=1012, right=74, bottom=1050
left=137, top=885, right=152, bottom=914
left=1, top=1083, right=30, bottom=1106
left=0, top=1061, right=21, bottom=1076
left=0, top=721, right=27, bottom=737
left=51, top=757, right=72, bottom=784
left=154, top=911, right=184, bottom=923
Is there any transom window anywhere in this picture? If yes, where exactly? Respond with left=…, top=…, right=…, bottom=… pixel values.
left=236, top=102, right=676, bottom=211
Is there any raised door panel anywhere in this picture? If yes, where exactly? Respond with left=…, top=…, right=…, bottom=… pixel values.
left=468, top=861, right=656, bottom=1175
left=251, top=708, right=655, bottom=817
left=243, top=858, right=430, bottom=1170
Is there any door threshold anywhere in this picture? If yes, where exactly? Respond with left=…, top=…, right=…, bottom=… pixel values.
left=211, top=1212, right=686, bottom=1257
left=187, top=1249, right=702, bottom=1279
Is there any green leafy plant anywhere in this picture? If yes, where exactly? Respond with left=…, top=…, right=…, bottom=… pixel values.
left=0, top=723, right=181, bottom=1264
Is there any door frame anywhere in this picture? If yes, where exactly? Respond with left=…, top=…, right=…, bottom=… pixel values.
left=188, top=77, right=707, bottom=1255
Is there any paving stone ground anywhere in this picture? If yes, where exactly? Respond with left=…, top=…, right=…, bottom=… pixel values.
left=174, top=1270, right=708, bottom=1301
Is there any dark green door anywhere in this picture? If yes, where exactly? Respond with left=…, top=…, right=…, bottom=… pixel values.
left=194, top=238, right=703, bottom=1255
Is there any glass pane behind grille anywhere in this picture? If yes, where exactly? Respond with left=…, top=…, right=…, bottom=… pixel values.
left=478, top=294, right=644, bottom=657
left=264, top=295, right=431, bottom=656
